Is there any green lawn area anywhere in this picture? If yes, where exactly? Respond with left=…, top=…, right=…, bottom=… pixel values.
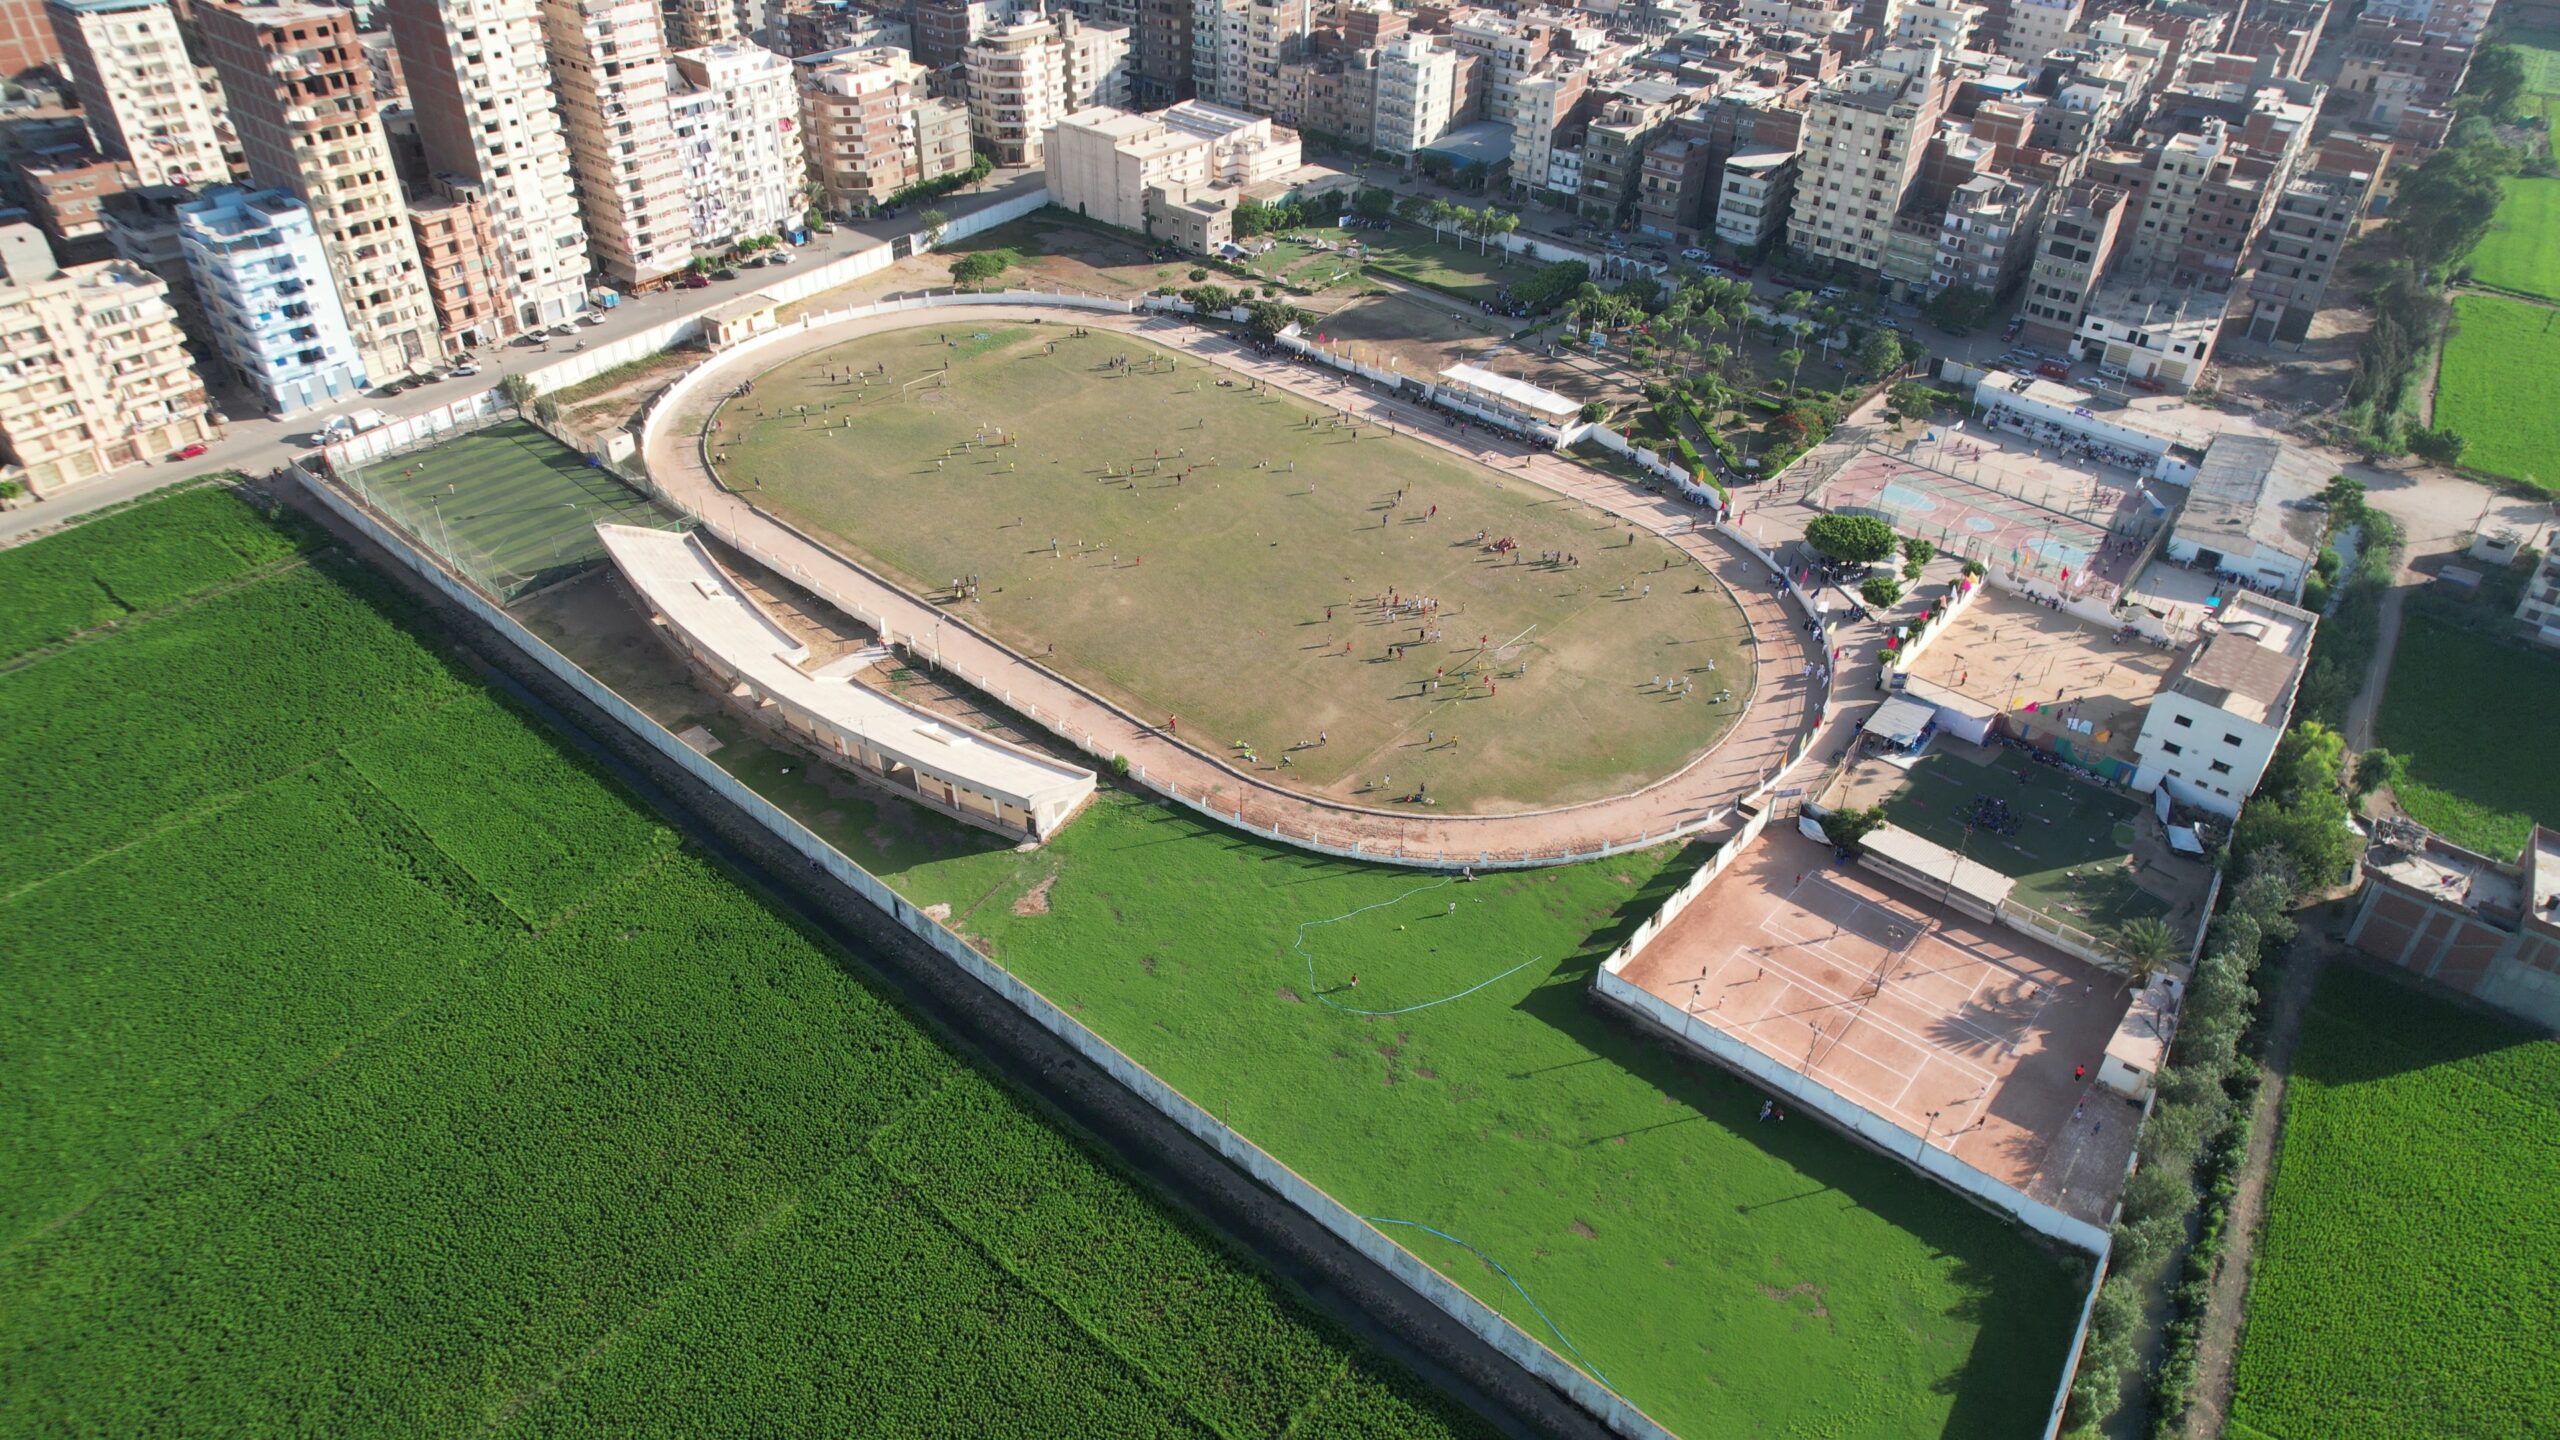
left=1356, top=224, right=1529, bottom=304
left=2227, top=963, right=2560, bottom=1440
left=525, top=571, right=2091, bottom=1440
left=2374, top=612, right=2560, bottom=856
left=344, top=418, right=673, bottom=593
left=2432, top=294, right=2560, bottom=492
left=724, top=323, right=1753, bottom=813
left=0, top=478, right=309, bottom=661
left=0, top=494, right=1495, bottom=1439
left=1876, top=748, right=2168, bottom=930
left=2465, top=177, right=2560, bottom=300
left=2504, top=27, right=2560, bottom=130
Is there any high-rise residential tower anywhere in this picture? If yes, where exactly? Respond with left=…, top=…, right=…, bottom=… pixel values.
left=538, top=0, right=692, bottom=287
left=198, top=0, right=440, bottom=375
left=383, top=0, right=592, bottom=325
left=46, top=0, right=230, bottom=186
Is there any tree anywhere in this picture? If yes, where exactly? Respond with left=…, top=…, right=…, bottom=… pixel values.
left=1823, top=805, right=1889, bottom=855
left=919, top=208, right=950, bottom=248
left=949, top=251, right=1009, bottom=286
left=499, top=373, right=536, bottom=416
left=2461, top=44, right=2528, bottom=120
left=1889, top=379, right=1937, bottom=416
left=2393, top=132, right=2516, bottom=273
left=1858, top=325, right=1907, bottom=377
left=1902, top=536, right=1936, bottom=567
left=1778, top=346, right=1807, bottom=393
left=2234, top=721, right=2360, bottom=887
left=1183, top=283, right=1236, bottom=313
left=1354, top=187, right=1397, bottom=221
left=2408, top=426, right=2467, bottom=464
left=1243, top=299, right=1308, bottom=340
left=1921, top=285, right=1994, bottom=334
left=1805, top=513, right=1898, bottom=565
left=1579, top=399, right=1609, bottom=423
left=2112, top=916, right=2178, bottom=985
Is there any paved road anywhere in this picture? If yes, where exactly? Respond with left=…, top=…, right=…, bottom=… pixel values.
left=642, top=301, right=1831, bottom=866
left=0, top=172, right=1047, bottom=545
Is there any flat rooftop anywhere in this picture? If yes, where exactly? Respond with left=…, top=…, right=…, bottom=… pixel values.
left=2167, top=589, right=2314, bottom=725
left=1902, top=587, right=2179, bottom=771
left=1617, top=827, right=2138, bottom=1226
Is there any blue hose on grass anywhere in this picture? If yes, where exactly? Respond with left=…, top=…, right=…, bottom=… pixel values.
left=1359, top=1217, right=1612, bottom=1388
left=1293, top=878, right=1546, bottom=1017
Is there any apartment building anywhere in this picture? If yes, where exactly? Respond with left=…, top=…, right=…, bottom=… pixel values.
left=1132, top=0, right=1193, bottom=105
left=1578, top=94, right=1675, bottom=225
left=2243, top=162, right=2368, bottom=344
left=45, top=0, right=229, bottom=187
left=1509, top=61, right=1589, bottom=198
left=2018, top=179, right=2119, bottom=346
left=539, top=0, right=692, bottom=288
left=1932, top=171, right=2041, bottom=295
left=2131, top=587, right=2316, bottom=817
left=197, top=0, right=439, bottom=381
left=1373, top=33, right=1465, bottom=159
left=1190, top=0, right=1245, bottom=106
left=1446, top=8, right=1554, bottom=130
left=2336, top=17, right=2471, bottom=127
left=1243, top=0, right=1310, bottom=117
left=178, top=186, right=367, bottom=416
left=1634, top=134, right=1712, bottom=240
left=1737, top=0, right=1849, bottom=39
left=9, top=143, right=128, bottom=249
left=661, top=0, right=756, bottom=47
left=385, top=0, right=592, bottom=327
left=671, top=43, right=803, bottom=248
left=1889, top=0, right=1981, bottom=54
left=407, top=183, right=510, bottom=350
left=2361, top=0, right=2494, bottom=46
left=0, top=236, right=210, bottom=492
left=1280, top=47, right=1378, bottom=148
left=1715, top=146, right=1794, bottom=249
left=1786, top=48, right=1947, bottom=275
left=2075, top=274, right=2224, bottom=388
left=966, top=9, right=1130, bottom=167
left=800, top=48, right=970, bottom=217
left=1993, top=0, right=2075, bottom=60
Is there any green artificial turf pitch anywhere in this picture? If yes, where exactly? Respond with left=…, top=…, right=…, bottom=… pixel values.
left=722, top=323, right=1754, bottom=813
left=345, top=419, right=668, bottom=592
left=1875, top=748, right=2168, bottom=930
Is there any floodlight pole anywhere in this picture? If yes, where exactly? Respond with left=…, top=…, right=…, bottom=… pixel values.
left=1916, top=1109, right=1942, bottom=1157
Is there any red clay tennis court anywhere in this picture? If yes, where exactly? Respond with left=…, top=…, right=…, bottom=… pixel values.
left=1618, top=826, right=2138, bottom=1224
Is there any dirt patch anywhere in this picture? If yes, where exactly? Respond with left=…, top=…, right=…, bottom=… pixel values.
left=1010, top=875, right=1056, bottom=916
left=1141, top=954, right=1159, bottom=976
left=1415, top=1066, right=1437, bottom=1080
left=1276, top=984, right=1304, bottom=1003
left=1759, top=1281, right=1832, bottom=1322
left=1570, top=1219, right=1597, bottom=1239
left=922, top=902, right=952, bottom=922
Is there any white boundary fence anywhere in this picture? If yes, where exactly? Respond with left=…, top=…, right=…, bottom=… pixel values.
left=297, top=463, right=1680, bottom=1440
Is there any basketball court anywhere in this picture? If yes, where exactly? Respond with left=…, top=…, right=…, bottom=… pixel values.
left=1815, top=447, right=2155, bottom=597
left=1618, top=825, right=2138, bottom=1224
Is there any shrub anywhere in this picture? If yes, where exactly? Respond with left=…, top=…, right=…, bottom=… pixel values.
left=1806, top=514, right=1898, bottom=565
left=1859, top=573, right=1904, bottom=608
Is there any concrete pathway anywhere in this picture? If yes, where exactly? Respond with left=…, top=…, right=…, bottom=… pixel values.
left=642, top=302, right=1832, bottom=866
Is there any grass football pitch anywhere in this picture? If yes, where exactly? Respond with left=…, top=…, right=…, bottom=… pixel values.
left=2434, top=293, right=2560, bottom=493
left=723, top=324, right=1754, bottom=813
left=2465, top=177, right=2560, bottom=302
left=1876, top=748, right=2168, bottom=930
left=2227, top=964, right=2560, bottom=1440
left=346, top=418, right=669, bottom=592
left=0, top=490, right=1495, bottom=1439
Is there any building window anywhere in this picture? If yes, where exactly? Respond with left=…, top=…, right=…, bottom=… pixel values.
left=2161, top=741, right=2183, bottom=756
left=2208, top=760, right=2233, bottom=775
left=2172, top=714, right=2192, bottom=727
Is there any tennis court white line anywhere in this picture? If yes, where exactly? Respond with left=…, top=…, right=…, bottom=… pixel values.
left=1761, top=905, right=2022, bottom=1055
left=1748, top=917, right=1999, bottom=1086
left=1787, top=876, right=2064, bottom=1053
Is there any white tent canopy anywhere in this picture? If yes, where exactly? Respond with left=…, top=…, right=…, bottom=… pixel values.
left=1438, top=364, right=1580, bottom=421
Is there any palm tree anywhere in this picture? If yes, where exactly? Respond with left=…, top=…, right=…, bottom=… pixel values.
left=2113, top=917, right=2178, bottom=987
left=1778, top=347, right=1806, bottom=394
left=499, top=373, right=536, bottom=417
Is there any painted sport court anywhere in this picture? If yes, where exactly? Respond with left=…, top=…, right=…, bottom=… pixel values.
left=1617, top=827, right=2138, bottom=1225
left=1817, top=448, right=2153, bottom=596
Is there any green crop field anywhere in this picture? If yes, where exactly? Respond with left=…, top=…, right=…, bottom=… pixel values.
left=2227, top=964, right=2560, bottom=1439
left=2375, top=613, right=2560, bottom=857
left=1874, top=748, right=2168, bottom=929
left=724, top=323, right=1752, bottom=812
left=342, top=418, right=670, bottom=593
left=2466, top=177, right=2560, bottom=301
left=2506, top=28, right=2560, bottom=130
left=0, top=478, right=310, bottom=661
left=0, top=492, right=1495, bottom=1439
left=2434, top=294, right=2560, bottom=492
left=523, top=570, right=2089, bottom=1440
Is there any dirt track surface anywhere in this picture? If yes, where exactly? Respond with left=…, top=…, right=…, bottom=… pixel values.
left=642, top=302, right=1831, bottom=866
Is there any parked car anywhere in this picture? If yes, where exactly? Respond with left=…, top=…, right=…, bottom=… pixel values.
left=2037, top=359, right=2073, bottom=380
left=681, top=272, right=710, bottom=289
left=171, top=441, right=209, bottom=461
left=1679, top=247, right=1709, bottom=261
left=579, top=310, right=607, bottom=325
left=373, top=382, right=405, bottom=397
left=450, top=363, right=481, bottom=377
left=712, top=266, right=739, bottom=281
left=770, top=248, right=794, bottom=263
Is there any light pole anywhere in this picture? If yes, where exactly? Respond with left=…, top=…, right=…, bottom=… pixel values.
left=1916, top=1109, right=1942, bottom=1157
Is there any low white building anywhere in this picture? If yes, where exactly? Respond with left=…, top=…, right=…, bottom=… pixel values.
left=2163, top=433, right=2328, bottom=600
left=597, top=524, right=1096, bottom=841
left=1969, top=368, right=2192, bottom=481
left=1044, top=102, right=1303, bottom=253
left=2130, top=590, right=2316, bottom=818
